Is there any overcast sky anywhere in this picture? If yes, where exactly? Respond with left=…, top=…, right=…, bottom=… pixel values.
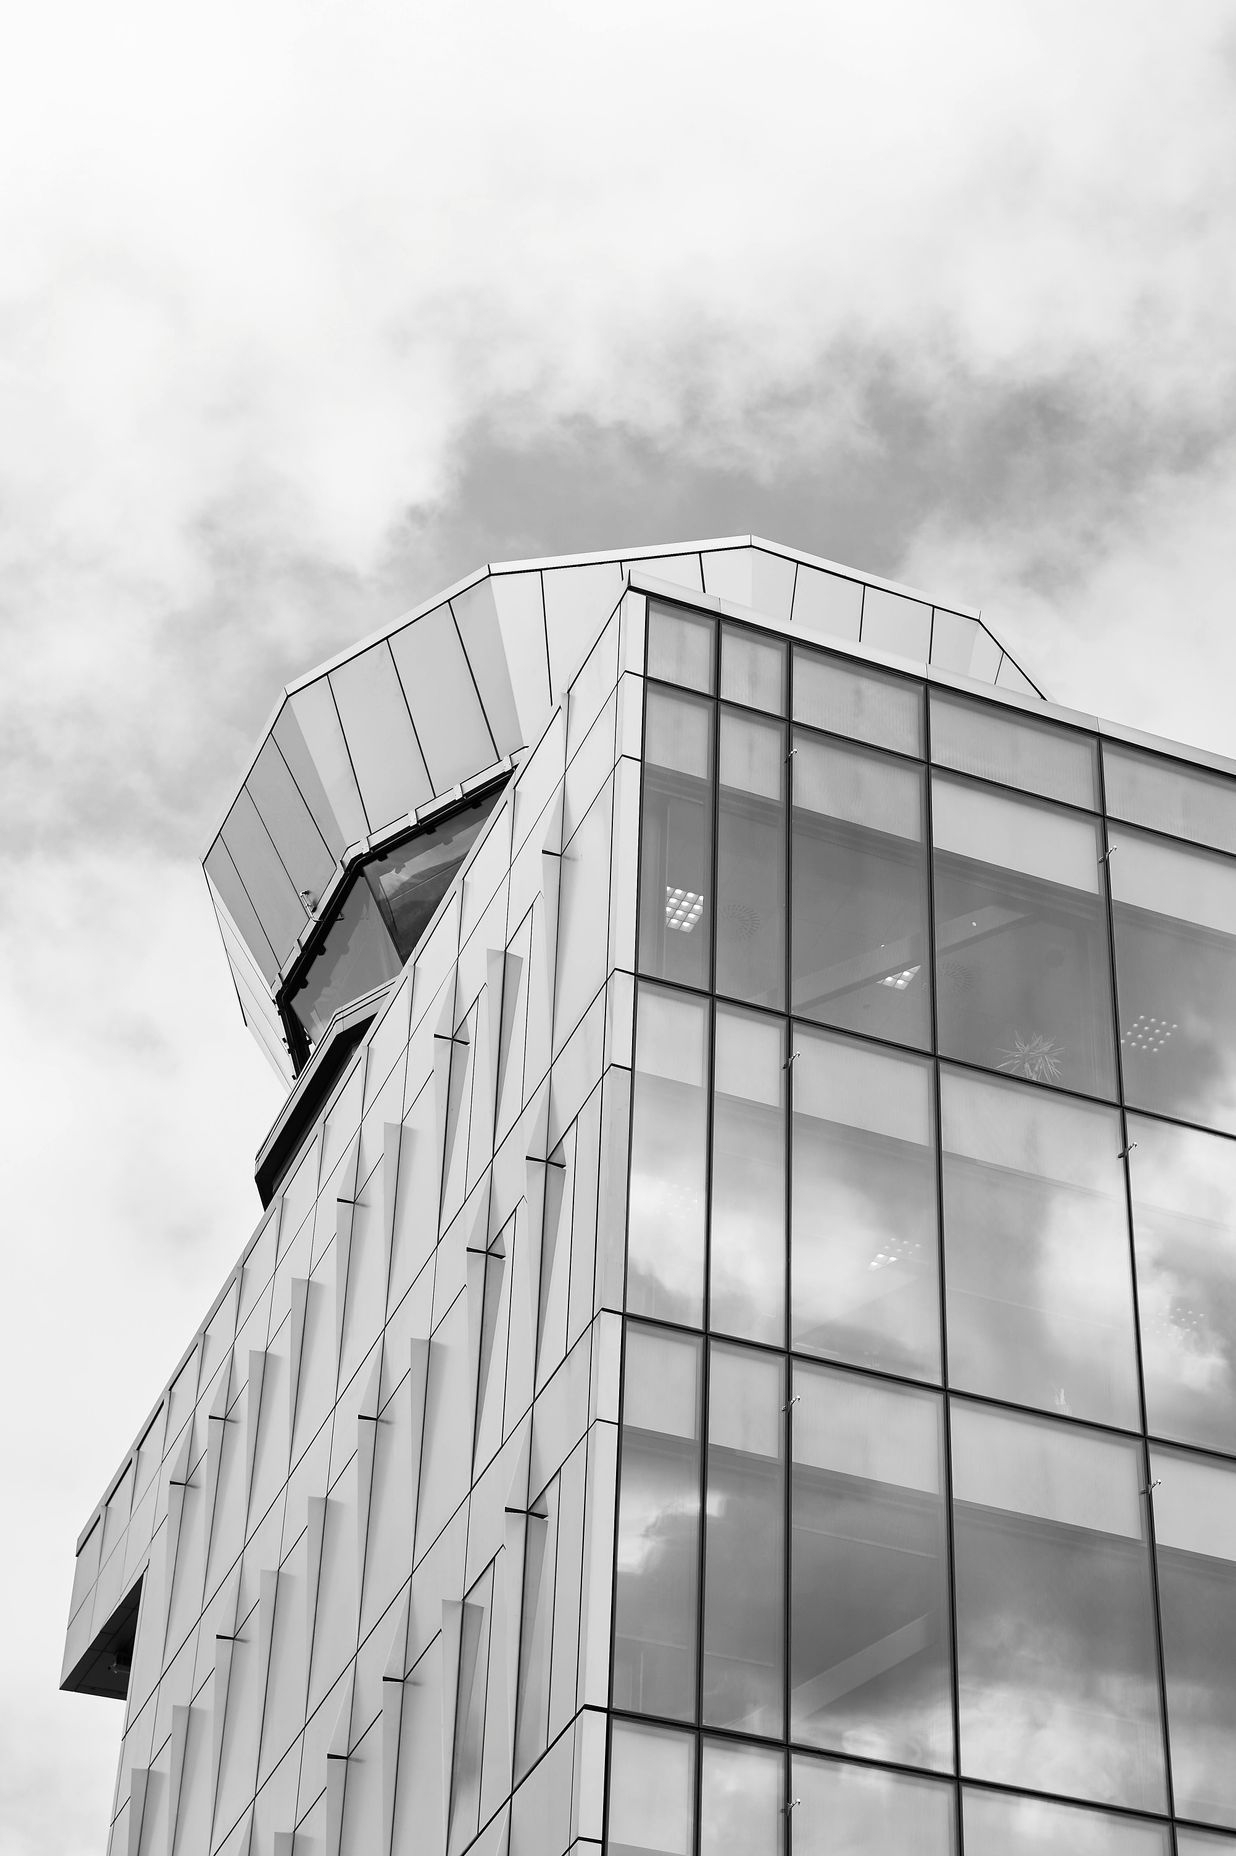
left=4, top=4, right=1236, bottom=1851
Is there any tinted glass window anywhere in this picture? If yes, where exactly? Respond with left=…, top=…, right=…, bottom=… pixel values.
left=638, top=687, right=714, bottom=990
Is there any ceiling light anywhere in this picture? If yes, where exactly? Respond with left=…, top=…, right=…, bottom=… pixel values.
left=665, top=886, right=704, bottom=933
left=1120, top=1013, right=1178, bottom=1055
left=879, top=965, right=921, bottom=991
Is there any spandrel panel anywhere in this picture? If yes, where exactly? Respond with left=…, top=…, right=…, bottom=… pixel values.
left=329, top=642, right=431, bottom=834
left=700, top=1739, right=783, bottom=1856
left=205, top=841, right=279, bottom=984
left=388, top=605, right=496, bottom=792
left=790, top=565, right=863, bottom=642
left=710, top=1006, right=785, bottom=1345
left=1109, top=827, right=1236, bottom=1134
left=860, top=586, right=932, bottom=661
left=703, top=1345, right=784, bottom=1736
left=220, top=787, right=307, bottom=956
left=286, top=878, right=401, bottom=1049
left=940, top=1068, right=1140, bottom=1427
left=646, top=600, right=715, bottom=693
left=613, top=1325, right=702, bottom=1722
left=271, top=697, right=347, bottom=859
left=638, top=687, right=714, bottom=991
left=962, top=1787, right=1170, bottom=1855
left=951, top=1401, right=1166, bottom=1811
left=720, top=622, right=786, bottom=714
left=930, top=691, right=1099, bottom=810
left=716, top=708, right=786, bottom=1010
left=791, top=1364, right=952, bottom=1770
left=283, top=678, right=368, bottom=848
left=1151, top=1446, right=1236, bottom=1828
left=1128, top=1117, right=1236, bottom=1451
left=790, top=1753, right=956, bottom=1854
left=627, top=984, right=708, bottom=1327
left=1104, top=742, right=1236, bottom=858
left=932, top=776, right=1117, bottom=1100
left=928, top=608, right=983, bottom=678
left=608, top=1720, right=695, bottom=1856
left=246, top=738, right=335, bottom=906
left=791, top=732, right=931, bottom=1049
left=791, top=1026, right=940, bottom=1382
left=791, top=648, right=923, bottom=757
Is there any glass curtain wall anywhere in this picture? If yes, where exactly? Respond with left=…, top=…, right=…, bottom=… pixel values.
left=610, top=595, right=1236, bottom=1854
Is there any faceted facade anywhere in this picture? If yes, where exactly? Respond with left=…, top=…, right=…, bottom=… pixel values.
left=63, top=538, right=1236, bottom=1856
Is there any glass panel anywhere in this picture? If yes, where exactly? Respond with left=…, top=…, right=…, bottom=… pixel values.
left=647, top=600, right=715, bottom=693
left=791, top=1364, right=952, bottom=1769
left=1128, top=1117, right=1236, bottom=1450
left=951, top=1401, right=1166, bottom=1810
left=861, top=586, right=932, bottom=660
left=220, top=786, right=307, bottom=954
left=791, top=1753, right=956, bottom=1854
left=700, top=1739, right=783, bottom=1856
left=940, top=1068, right=1140, bottom=1426
left=932, top=776, right=1117, bottom=1099
left=792, top=648, right=922, bottom=757
left=791, top=733, right=930, bottom=1048
left=703, top=1345, right=785, bottom=1736
left=1109, top=826, right=1236, bottom=1133
left=929, top=608, right=983, bottom=678
left=716, top=707, right=786, bottom=1009
left=627, top=985, right=709, bottom=1327
left=638, top=687, right=714, bottom=990
left=1179, top=1833, right=1236, bottom=1853
left=246, top=738, right=335, bottom=904
left=287, top=877, right=402, bottom=1049
left=962, top=1787, right=1169, bottom=1854
left=720, top=622, right=786, bottom=714
left=791, top=1027, right=940, bottom=1381
left=930, top=692, right=1098, bottom=809
left=1151, top=1445, right=1236, bottom=1828
left=614, top=1325, right=702, bottom=1722
left=1104, top=742, right=1236, bottom=857
left=711, top=1007, right=785, bottom=1344
left=608, top=1720, right=695, bottom=1856
left=791, top=565, right=863, bottom=642
left=366, top=794, right=498, bottom=960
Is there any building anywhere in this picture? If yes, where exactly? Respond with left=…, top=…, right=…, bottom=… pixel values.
left=61, top=535, right=1236, bottom=1856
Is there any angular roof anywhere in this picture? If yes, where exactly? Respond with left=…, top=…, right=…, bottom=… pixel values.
left=204, top=535, right=1043, bottom=1079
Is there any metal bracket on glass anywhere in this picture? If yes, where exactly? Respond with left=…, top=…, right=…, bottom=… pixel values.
left=783, top=1393, right=801, bottom=1414
left=1099, top=844, right=1118, bottom=864
left=1118, top=1141, right=1137, bottom=1159
left=784, top=1799, right=800, bottom=1816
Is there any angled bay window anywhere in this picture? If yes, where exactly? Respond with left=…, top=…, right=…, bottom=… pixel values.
left=716, top=707, right=786, bottom=1009
left=951, top=1402, right=1166, bottom=1811
left=1109, top=826, right=1236, bottom=1134
left=613, top=1324, right=703, bottom=1722
left=710, top=1006, right=786, bottom=1345
left=791, top=732, right=931, bottom=1049
left=790, top=1364, right=952, bottom=1770
left=791, top=1027, right=940, bottom=1382
left=703, top=1345, right=785, bottom=1736
left=627, top=985, right=709, bottom=1327
left=1152, top=1446, right=1236, bottom=1829
left=638, top=686, right=715, bottom=991
left=1128, top=1117, right=1236, bottom=1451
left=931, top=777, right=1117, bottom=1099
left=940, top=1068, right=1140, bottom=1427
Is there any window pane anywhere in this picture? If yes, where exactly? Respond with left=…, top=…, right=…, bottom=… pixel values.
left=1104, top=742, right=1236, bottom=857
left=1109, top=827, right=1236, bottom=1133
left=639, top=688, right=714, bottom=989
left=1179, top=1832, right=1236, bottom=1853
left=711, top=1007, right=785, bottom=1344
left=940, top=1068, right=1140, bottom=1426
left=791, top=1028, right=940, bottom=1381
left=700, top=1739, right=783, bottom=1856
left=647, top=599, right=715, bottom=693
left=791, top=1364, right=952, bottom=1769
left=791, top=733, right=930, bottom=1048
left=792, top=648, right=922, bottom=756
left=790, top=1753, right=956, bottom=1854
left=716, top=708, right=786, bottom=1009
left=287, top=876, right=402, bottom=1049
left=365, top=794, right=497, bottom=960
left=930, top=692, right=1098, bottom=810
left=721, top=622, right=786, bottom=714
left=962, top=1787, right=1169, bottom=1855
left=1128, top=1117, right=1236, bottom=1450
left=951, top=1402, right=1166, bottom=1810
left=932, top=777, right=1117, bottom=1099
left=627, top=985, right=709, bottom=1327
left=1151, top=1445, right=1236, bottom=1828
left=614, top=1326, right=702, bottom=1721
left=703, top=1346, right=785, bottom=1735
left=608, top=1720, right=695, bottom=1856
